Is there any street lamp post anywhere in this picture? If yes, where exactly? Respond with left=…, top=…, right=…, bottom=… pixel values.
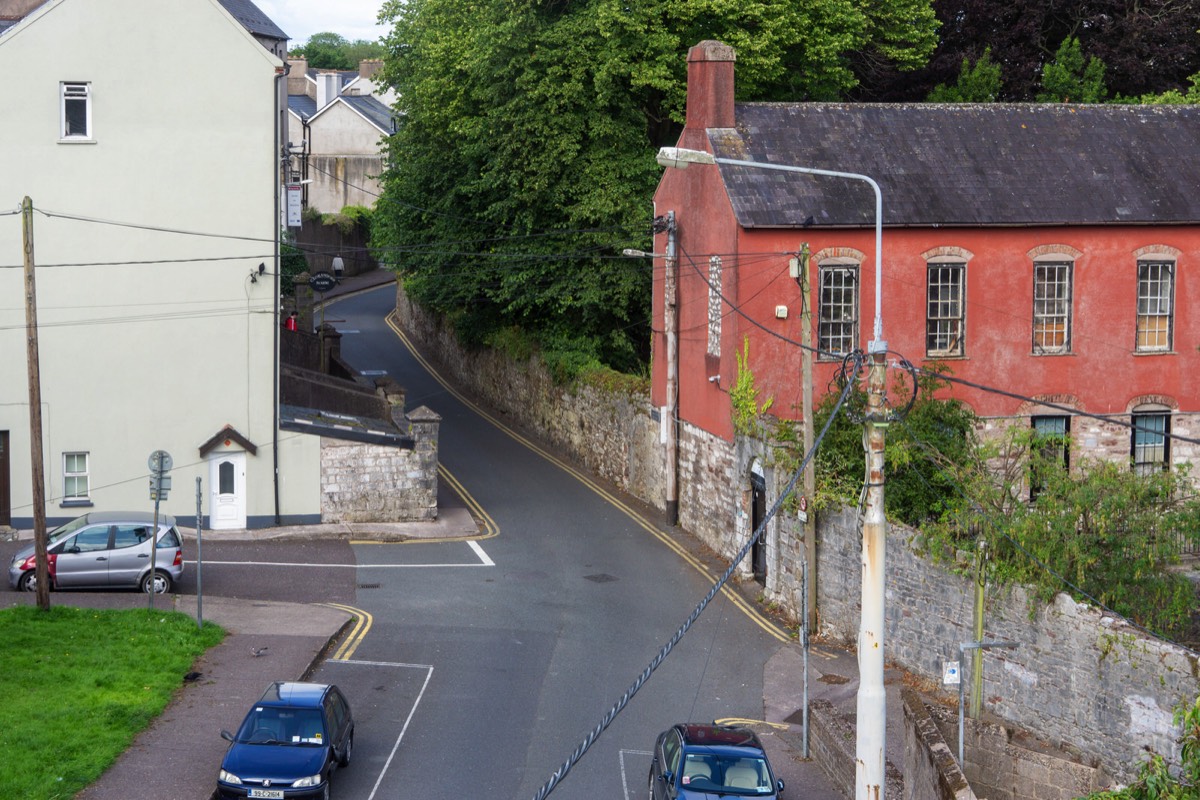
left=657, top=146, right=889, bottom=800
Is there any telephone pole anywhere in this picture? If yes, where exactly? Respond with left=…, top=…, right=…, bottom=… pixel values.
left=795, top=244, right=817, bottom=632
left=22, top=196, right=49, bottom=610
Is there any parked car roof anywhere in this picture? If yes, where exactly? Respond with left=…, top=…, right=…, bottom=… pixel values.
left=74, top=510, right=177, bottom=525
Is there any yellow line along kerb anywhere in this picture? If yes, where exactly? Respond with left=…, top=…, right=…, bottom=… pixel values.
left=322, top=603, right=373, bottom=661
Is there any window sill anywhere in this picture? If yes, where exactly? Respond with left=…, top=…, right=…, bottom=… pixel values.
left=1133, top=349, right=1174, bottom=356
left=57, top=138, right=96, bottom=145
left=59, top=499, right=93, bottom=508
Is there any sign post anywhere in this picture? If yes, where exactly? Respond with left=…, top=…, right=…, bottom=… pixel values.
left=147, top=450, right=172, bottom=609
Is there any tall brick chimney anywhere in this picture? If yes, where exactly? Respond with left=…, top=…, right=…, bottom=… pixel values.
left=686, top=40, right=736, bottom=131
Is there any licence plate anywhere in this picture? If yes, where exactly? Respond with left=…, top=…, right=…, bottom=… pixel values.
left=248, top=790, right=284, bottom=799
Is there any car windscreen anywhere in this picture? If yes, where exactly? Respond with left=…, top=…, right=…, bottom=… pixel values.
left=236, top=706, right=325, bottom=746
left=47, top=515, right=90, bottom=545
left=681, top=754, right=773, bottom=794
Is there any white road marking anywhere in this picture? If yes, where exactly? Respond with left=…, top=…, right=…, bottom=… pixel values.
left=327, top=660, right=433, bottom=800
left=620, top=749, right=653, bottom=800
left=191, top=541, right=495, bottom=569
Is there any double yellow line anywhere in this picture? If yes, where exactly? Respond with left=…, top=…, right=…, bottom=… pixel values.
left=385, top=313, right=790, bottom=643
left=323, top=602, right=372, bottom=661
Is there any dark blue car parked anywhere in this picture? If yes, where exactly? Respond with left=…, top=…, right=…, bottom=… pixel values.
left=648, top=723, right=784, bottom=799
left=218, top=682, right=354, bottom=800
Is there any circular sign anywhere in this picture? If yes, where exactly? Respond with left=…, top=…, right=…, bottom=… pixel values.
left=147, top=450, right=173, bottom=472
left=308, top=271, right=337, bottom=293
left=798, top=495, right=808, bottom=513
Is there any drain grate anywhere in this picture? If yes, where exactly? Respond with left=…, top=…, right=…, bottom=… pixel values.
left=357, top=582, right=381, bottom=589
left=584, top=573, right=617, bottom=583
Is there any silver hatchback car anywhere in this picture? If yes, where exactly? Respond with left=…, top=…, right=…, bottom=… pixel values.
left=8, top=511, right=184, bottom=593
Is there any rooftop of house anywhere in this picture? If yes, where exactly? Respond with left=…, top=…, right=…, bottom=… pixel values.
left=710, top=101, right=1200, bottom=229
left=0, top=0, right=286, bottom=40
left=340, top=94, right=397, bottom=133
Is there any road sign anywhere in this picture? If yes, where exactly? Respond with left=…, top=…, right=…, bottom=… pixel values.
left=148, top=450, right=173, bottom=473
left=309, top=271, right=337, bottom=293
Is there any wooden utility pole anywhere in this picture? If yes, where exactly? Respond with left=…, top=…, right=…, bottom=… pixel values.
left=797, top=243, right=817, bottom=632
left=22, top=196, right=49, bottom=610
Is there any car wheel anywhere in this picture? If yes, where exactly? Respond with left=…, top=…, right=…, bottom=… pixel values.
left=141, top=570, right=172, bottom=594
left=17, top=570, right=37, bottom=592
left=338, top=732, right=353, bottom=767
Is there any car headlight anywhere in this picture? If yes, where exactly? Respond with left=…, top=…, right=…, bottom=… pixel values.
left=292, top=774, right=323, bottom=788
left=218, top=769, right=242, bottom=784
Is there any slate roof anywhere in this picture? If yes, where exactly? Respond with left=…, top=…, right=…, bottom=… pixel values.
left=288, top=94, right=318, bottom=120
left=0, top=0, right=286, bottom=40
left=216, top=0, right=287, bottom=40
left=341, top=94, right=397, bottom=133
left=713, top=102, right=1200, bottom=229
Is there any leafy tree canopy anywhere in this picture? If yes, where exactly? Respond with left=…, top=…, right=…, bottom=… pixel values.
left=371, top=0, right=939, bottom=373
left=1036, top=37, right=1107, bottom=103
left=857, top=0, right=1200, bottom=101
left=291, top=32, right=385, bottom=70
left=927, top=47, right=1002, bottom=102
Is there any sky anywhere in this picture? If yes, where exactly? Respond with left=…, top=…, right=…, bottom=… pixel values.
left=254, top=0, right=391, bottom=47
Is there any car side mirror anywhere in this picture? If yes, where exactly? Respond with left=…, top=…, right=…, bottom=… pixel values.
left=221, top=730, right=235, bottom=742
left=777, top=778, right=785, bottom=792
left=661, top=771, right=673, bottom=784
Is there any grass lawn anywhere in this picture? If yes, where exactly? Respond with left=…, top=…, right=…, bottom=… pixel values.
left=0, top=604, right=224, bottom=799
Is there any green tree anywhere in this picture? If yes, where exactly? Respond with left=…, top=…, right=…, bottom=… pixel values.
left=1123, top=72, right=1200, bottom=104
left=292, top=32, right=384, bottom=70
left=927, top=47, right=1002, bottom=102
left=925, top=427, right=1200, bottom=640
left=371, top=0, right=939, bottom=373
left=1037, top=36, right=1107, bottom=103
left=812, top=362, right=978, bottom=526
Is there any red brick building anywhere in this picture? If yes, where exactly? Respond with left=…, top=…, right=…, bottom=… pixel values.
left=652, top=41, right=1199, bottom=484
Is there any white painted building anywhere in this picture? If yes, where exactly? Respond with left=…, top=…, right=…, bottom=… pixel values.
left=0, top=0, right=322, bottom=530
left=286, top=57, right=397, bottom=212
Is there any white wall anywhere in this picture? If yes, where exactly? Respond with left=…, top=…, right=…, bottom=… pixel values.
left=0, top=0, right=320, bottom=527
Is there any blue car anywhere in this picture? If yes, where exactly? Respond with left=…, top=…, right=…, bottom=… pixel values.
left=218, top=682, right=354, bottom=800
left=648, top=723, right=785, bottom=798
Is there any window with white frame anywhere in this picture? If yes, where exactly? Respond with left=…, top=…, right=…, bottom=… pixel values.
left=1032, top=260, right=1072, bottom=354
left=63, top=452, right=90, bottom=500
left=1136, top=260, right=1174, bottom=352
left=1030, top=415, right=1070, bottom=499
left=1131, top=409, right=1170, bottom=476
left=60, top=82, right=92, bottom=140
left=926, top=261, right=965, bottom=357
left=819, top=262, right=858, bottom=356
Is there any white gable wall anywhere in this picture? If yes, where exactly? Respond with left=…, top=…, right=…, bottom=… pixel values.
left=0, top=0, right=321, bottom=528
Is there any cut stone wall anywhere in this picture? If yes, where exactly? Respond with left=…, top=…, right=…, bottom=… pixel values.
left=395, top=284, right=666, bottom=503
left=318, top=405, right=439, bottom=522
left=903, top=688, right=975, bottom=800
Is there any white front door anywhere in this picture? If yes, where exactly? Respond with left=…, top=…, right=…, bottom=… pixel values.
left=209, top=451, right=247, bottom=530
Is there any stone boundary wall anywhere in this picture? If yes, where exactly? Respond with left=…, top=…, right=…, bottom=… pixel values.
left=813, top=507, right=1200, bottom=783
left=391, top=286, right=1198, bottom=783
left=811, top=699, right=904, bottom=800
left=924, top=701, right=1108, bottom=800
left=394, top=284, right=666, bottom=504
left=319, top=406, right=439, bottom=522
left=903, top=688, right=975, bottom=800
